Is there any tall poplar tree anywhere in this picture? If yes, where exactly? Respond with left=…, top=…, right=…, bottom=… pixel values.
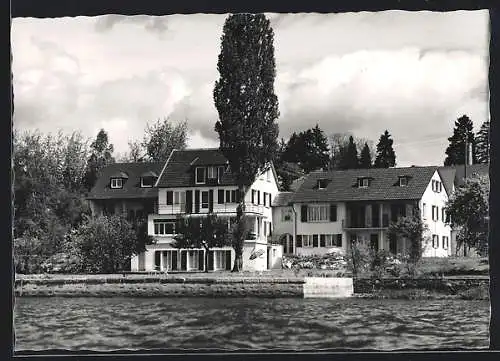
left=213, top=13, right=279, bottom=271
left=444, top=115, right=476, bottom=166
left=374, top=130, right=396, bottom=168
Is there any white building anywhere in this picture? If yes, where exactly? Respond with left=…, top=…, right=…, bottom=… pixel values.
left=130, top=148, right=282, bottom=272
left=272, top=166, right=453, bottom=258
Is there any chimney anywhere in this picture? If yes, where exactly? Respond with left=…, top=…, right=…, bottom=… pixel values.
left=468, top=143, right=473, bottom=166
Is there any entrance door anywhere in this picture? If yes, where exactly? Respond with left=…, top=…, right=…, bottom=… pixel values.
left=281, top=235, right=293, bottom=255
left=370, top=234, right=379, bottom=251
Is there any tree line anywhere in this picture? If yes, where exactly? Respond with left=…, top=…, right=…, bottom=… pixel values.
left=275, top=125, right=397, bottom=191
left=13, top=117, right=188, bottom=274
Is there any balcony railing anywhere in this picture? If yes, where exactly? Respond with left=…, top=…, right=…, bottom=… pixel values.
left=158, top=202, right=267, bottom=215
left=342, top=218, right=390, bottom=229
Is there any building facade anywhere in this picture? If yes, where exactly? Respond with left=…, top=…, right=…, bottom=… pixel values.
left=130, top=148, right=282, bottom=272
left=272, top=166, right=453, bottom=258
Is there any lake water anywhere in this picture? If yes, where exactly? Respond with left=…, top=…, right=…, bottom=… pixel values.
left=14, top=297, right=489, bottom=352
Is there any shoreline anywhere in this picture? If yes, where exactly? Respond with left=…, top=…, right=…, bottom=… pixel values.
left=14, top=274, right=489, bottom=300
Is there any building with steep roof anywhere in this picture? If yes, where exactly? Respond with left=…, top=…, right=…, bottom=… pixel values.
left=132, top=148, right=282, bottom=272
left=272, top=166, right=453, bottom=258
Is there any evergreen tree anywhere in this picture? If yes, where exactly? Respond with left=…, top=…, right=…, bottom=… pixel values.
left=213, top=13, right=279, bottom=271
left=338, top=136, right=359, bottom=170
left=359, top=142, right=372, bottom=169
left=475, top=120, right=490, bottom=164
left=281, top=125, right=330, bottom=173
left=444, top=115, right=476, bottom=166
left=374, top=130, right=396, bottom=168
left=83, top=129, right=115, bottom=191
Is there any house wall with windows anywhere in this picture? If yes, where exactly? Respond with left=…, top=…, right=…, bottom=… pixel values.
left=292, top=202, right=347, bottom=256
left=419, top=170, right=452, bottom=257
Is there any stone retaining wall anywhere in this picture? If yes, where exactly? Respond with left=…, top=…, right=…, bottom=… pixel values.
left=15, top=277, right=306, bottom=298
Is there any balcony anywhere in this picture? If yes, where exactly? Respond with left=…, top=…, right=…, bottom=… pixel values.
left=158, top=203, right=267, bottom=215
left=342, top=217, right=390, bottom=230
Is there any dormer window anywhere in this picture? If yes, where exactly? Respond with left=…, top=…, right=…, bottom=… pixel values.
left=358, top=177, right=370, bottom=188
left=111, top=178, right=123, bottom=189
left=317, top=179, right=328, bottom=190
left=141, top=177, right=154, bottom=188
left=399, top=176, right=408, bottom=187
left=195, top=167, right=206, bottom=184
left=207, top=166, right=217, bottom=179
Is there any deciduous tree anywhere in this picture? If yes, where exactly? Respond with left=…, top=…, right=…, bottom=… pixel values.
left=83, top=129, right=115, bottom=191
left=213, top=13, right=279, bottom=271
left=387, top=213, right=429, bottom=263
left=174, top=214, right=231, bottom=272
left=142, top=118, right=188, bottom=162
left=445, top=175, right=489, bottom=256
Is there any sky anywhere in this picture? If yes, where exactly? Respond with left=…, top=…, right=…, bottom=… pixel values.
left=11, top=11, right=490, bottom=167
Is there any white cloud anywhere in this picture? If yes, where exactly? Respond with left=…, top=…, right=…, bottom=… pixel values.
left=11, top=11, right=490, bottom=166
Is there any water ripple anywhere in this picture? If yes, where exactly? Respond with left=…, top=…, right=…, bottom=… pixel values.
left=14, top=297, right=489, bottom=351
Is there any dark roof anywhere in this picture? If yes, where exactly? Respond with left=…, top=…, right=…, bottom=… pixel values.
left=272, top=192, right=295, bottom=207
left=87, top=162, right=164, bottom=200
left=436, top=167, right=456, bottom=196
left=156, top=149, right=236, bottom=188
left=110, top=171, right=129, bottom=179
left=291, top=166, right=438, bottom=203
left=140, top=170, right=159, bottom=177
left=155, top=148, right=279, bottom=188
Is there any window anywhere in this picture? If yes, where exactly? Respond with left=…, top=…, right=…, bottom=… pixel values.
left=110, top=178, right=123, bottom=189
left=422, top=203, right=427, bottom=219
left=436, top=206, right=439, bottom=221
left=399, top=176, right=408, bottom=187
left=257, top=191, right=261, bottom=205
left=432, top=206, right=437, bottom=221
left=231, top=190, right=238, bottom=203
left=324, top=234, right=342, bottom=247
left=432, top=234, right=439, bottom=248
left=141, top=177, right=154, bottom=188
left=154, top=220, right=176, bottom=235
left=317, top=179, right=327, bottom=189
left=173, top=191, right=185, bottom=205
left=281, top=208, right=292, bottom=222
left=442, top=236, right=449, bottom=249
left=263, top=222, right=267, bottom=238
left=302, top=235, right=313, bottom=247
left=273, top=248, right=276, bottom=257
left=208, top=166, right=216, bottom=179
left=166, top=191, right=173, bottom=205
left=267, top=169, right=271, bottom=182
left=263, top=192, right=267, bottom=207
left=195, top=167, right=206, bottom=184
left=251, top=189, right=256, bottom=204
left=188, top=250, right=199, bottom=270
left=217, top=190, right=225, bottom=204
left=215, top=250, right=226, bottom=270
left=226, top=190, right=231, bottom=203
left=358, top=178, right=370, bottom=188
left=201, top=191, right=209, bottom=209
left=439, top=182, right=442, bottom=192
left=307, top=205, right=330, bottom=222
left=442, top=208, right=446, bottom=223
left=217, top=166, right=225, bottom=183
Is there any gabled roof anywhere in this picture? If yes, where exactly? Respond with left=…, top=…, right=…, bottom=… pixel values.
left=155, top=148, right=237, bottom=188
left=436, top=167, right=456, bottom=196
left=110, top=171, right=129, bottom=179
left=155, top=148, right=279, bottom=188
left=272, top=192, right=295, bottom=207
left=291, top=166, right=438, bottom=203
left=438, top=163, right=489, bottom=191
left=87, top=162, right=164, bottom=200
